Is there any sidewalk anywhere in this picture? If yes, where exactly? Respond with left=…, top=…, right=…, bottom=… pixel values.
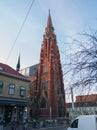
left=3, top=124, right=42, bottom=130
left=3, top=125, right=33, bottom=130
left=3, top=124, right=67, bottom=130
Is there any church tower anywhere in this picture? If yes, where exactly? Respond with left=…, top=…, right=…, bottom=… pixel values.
left=37, top=11, right=66, bottom=118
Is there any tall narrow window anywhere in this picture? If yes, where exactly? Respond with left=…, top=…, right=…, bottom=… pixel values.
left=0, top=82, right=3, bottom=94
left=41, top=78, right=48, bottom=91
left=9, top=84, right=15, bottom=95
left=40, top=97, right=47, bottom=108
left=20, top=86, right=25, bottom=97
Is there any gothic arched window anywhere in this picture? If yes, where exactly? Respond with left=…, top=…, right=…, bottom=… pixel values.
left=57, top=79, right=61, bottom=95
left=41, top=78, right=48, bottom=91
left=40, top=97, right=47, bottom=108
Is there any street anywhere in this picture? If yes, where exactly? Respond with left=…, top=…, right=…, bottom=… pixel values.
left=34, top=125, right=67, bottom=130
left=3, top=125, right=68, bottom=130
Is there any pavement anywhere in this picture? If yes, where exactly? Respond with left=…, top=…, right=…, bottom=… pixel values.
left=3, top=125, right=32, bottom=130
left=2, top=124, right=67, bottom=130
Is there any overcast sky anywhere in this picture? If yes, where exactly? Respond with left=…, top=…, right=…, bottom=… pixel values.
left=0, top=0, right=97, bottom=71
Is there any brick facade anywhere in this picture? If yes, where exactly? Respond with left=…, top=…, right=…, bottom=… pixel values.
left=37, top=12, right=65, bottom=119
left=76, top=94, right=97, bottom=103
left=66, top=94, right=97, bottom=118
left=20, top=12, right=66, bottom=119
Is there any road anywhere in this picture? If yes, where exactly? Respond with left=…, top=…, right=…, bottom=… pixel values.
left=3, top=124, right=68, bottom=130
left=35, top=125, right=67, bottom=130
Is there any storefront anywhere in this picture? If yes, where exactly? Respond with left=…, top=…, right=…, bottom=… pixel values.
left=0, top=98, right=28, bottom=123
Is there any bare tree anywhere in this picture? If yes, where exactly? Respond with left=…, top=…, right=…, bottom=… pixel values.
left=63, top=30, right=97, bottom=95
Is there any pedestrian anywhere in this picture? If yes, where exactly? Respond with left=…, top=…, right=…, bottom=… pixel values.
left=33, top=120, right=36, bottom=128
left=23, top=119, right=28, bottom=130
left=14, top=121, right=19, bottom=130
left=11, top=121, right=15, bottom=130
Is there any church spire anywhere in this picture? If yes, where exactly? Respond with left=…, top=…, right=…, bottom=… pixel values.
left=16, top=54, right=20, bottom=71
left=47, top=10, right=53, bottom=28
left=45, top=10, right=54, bottom=34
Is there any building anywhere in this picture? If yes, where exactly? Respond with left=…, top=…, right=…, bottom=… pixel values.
left=19, top=64, right=39, bottom=118
left=20, top=11, right=66, bottom=119
left=66, top=94, right=97, bottom=118
left=0, top=63, right=30, bottom=123
left=76, top=94, right=97, bottom=103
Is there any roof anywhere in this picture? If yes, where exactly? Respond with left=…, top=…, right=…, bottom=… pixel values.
left=0, top=63, right=30, bottom=81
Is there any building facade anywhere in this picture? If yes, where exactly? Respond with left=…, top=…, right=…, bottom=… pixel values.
left=20, top=12, right=66, bottom=119
left=66, top=94, right=97, bottom=119
left=37, top=11, right=65, bottom=119
left=0, top=63, right=30, bottom=123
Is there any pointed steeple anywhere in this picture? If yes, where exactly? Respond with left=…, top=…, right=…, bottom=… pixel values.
left=45, top=10, right=54, bottom=34
left=16, top=54, right=20, bottom=71
left=47, top=10, right=53, bottom=28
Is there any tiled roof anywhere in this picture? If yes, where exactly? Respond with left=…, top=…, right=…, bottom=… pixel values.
left=0, top=63, right=25, bottom=78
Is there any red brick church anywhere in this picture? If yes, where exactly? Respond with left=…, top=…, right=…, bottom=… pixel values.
left=20, top=11, right=66, bottom=119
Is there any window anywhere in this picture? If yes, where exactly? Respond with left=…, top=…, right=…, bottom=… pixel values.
left=9, top=84, right=15, bottom=95
left=0, top=107, right=3, bottom=114
left=20, top=86, right=25, bottom=97
left=0, top=67, right=3, bottom=71
left=40, top=97, right=47, bottom=108
left=41, top=78, right=48, bottom=91
left=71, top=119, right=78, bottom=128
left=57, top=80, right=61, bottom=95
left=0, top=82, right=3, bottom=93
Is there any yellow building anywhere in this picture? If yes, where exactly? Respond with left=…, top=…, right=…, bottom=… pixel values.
left=0, top=63, right=30, bottom=123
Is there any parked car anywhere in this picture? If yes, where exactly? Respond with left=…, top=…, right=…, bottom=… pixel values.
left=68, top=115, right=97, bottom=130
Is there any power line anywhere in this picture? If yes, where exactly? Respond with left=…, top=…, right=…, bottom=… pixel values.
left=6, top=0, right=35, bottom=62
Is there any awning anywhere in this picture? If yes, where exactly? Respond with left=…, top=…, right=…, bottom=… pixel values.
left=0, top=99, right=28, bottom=106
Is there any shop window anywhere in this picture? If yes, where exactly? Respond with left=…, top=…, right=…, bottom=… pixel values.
left=20, top=86, right=25, bottom=97
left=0, top=82, right=3, bottom=94
left=0, top=107, right=3, bottom=114
left=9, top=84, right=15, bottom=95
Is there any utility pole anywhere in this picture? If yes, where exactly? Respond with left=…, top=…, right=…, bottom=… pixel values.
left=71, top=87, right=75, bottom=121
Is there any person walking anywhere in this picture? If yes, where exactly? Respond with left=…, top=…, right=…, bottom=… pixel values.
left=23, top=119, right=28, bottom=130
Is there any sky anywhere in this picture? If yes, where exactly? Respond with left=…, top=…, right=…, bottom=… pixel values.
left=0, top=0, right=97, bottom=70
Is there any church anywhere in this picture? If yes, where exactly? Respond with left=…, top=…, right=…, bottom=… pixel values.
left=20, top=11, right=66, bottom=119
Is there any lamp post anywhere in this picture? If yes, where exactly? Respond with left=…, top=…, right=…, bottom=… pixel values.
left=50, top=106, right=52, bottom=121
left=71, top=87, right=75, bottom=121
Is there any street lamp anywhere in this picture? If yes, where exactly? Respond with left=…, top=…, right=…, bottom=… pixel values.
left=70, top=87, right=75, bottom=121
left=50, top=106, right=52, bottom=121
